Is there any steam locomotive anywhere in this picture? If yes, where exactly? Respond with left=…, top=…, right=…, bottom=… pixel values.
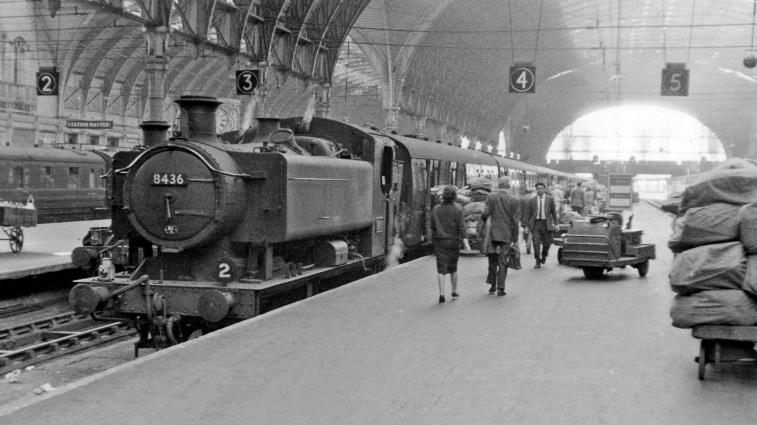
left=69, top=95, right=581, bottom=350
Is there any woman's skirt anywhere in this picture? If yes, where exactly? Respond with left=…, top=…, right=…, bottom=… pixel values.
left=434, top=238, right=460, bottom=274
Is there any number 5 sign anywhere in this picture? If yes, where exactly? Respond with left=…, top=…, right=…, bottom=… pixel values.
left=661, top=63, right=689, bottom=96
left=509, top=63, right=536, bottom=93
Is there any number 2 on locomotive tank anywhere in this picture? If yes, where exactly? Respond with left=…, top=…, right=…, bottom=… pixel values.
left=68, top=95, right=583, bottom=351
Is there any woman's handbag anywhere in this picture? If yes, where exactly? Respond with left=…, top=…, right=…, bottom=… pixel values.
left=507, top=243, right=522, bottom=270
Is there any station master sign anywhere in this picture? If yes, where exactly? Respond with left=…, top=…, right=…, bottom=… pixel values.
left=509, top=63, right=536, bottom=93
left=661, top=63, right=689, bottom=96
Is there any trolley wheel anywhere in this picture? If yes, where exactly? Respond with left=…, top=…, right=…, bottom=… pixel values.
left=9, top=226, right=23, bottom=253
left=698, top=340, right=707, bottom=380
left=582, top=267, right=604, bottom=280
left=557, top=248, right=565, bottom=265
left=636, top=260, right=649, bottom=277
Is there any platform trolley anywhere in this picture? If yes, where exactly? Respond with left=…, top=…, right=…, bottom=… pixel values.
left=0, top=197, right=37, bottom=253
left=692, top=325, right=757, bottom=380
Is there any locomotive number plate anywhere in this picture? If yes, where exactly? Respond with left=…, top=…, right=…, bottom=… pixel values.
left=151, top=173, right=187, bottom=186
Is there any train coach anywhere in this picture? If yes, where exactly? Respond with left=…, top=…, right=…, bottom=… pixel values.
left=69, top=95, right=582, bottom=350
left=0, top=146, right=109, bottom=223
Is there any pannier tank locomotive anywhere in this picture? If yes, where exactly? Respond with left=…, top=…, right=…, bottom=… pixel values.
left=69, top=95, right=398, bottom=348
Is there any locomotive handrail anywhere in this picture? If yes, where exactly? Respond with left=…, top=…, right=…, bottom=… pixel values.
left=114, top=144, right=263, bottom=180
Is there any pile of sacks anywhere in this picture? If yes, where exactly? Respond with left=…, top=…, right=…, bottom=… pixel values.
left=669, top=159, right=757, bottom=328
left=462, top=178, right=493, bottom=244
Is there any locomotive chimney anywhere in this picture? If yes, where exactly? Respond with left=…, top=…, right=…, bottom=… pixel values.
left=256, top=118, right=281, bottom=139
left=139, top=121, right=170, bottom=147
left=175, top=95, right=222, bottom=143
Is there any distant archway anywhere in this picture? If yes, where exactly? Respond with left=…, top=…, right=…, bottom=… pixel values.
left=547, top=105, right=727, bottom=164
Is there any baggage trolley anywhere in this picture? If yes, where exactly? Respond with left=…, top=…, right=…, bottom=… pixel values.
left=692, top=325, right=757, bottom=380
left=0, top=197, right=38, bottom=253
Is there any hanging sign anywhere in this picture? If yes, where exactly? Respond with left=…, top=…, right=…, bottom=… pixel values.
left=236, top=70, right=259, bottom=95
left=36, top=67, right=59, bottom=96
left=509, top=63, right=536, bottom=93
left=661, top=63, right=689, bottom=96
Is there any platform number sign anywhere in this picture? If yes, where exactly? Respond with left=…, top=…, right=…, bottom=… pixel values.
left=236, top=70, right=259, bottom=95
left=509, top=63, right=536, bottom=93
left=661, top=63, right=689, bottom=96
left=36, top=67, right=59, bottom=96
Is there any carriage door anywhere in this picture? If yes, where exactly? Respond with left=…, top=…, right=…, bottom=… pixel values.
left=380, top=145, right=397, bottom=250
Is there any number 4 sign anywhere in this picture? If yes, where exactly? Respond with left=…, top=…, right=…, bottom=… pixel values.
left=661, top=63, right=689, bottom=96
left=509, top=63, right=536, bottom=93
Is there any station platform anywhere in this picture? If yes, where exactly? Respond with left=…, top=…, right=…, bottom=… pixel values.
left=0, top=220, right=109, bottom=280
left=2, top=203, right=756, bottom=424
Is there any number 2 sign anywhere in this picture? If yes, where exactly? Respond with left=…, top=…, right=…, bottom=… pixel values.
left=36, top=67, right=59, bottom=96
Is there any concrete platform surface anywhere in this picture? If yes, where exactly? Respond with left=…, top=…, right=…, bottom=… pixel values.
left=2, top=203, right=756, bottom=424
left=0, top=220, right=110, bottom=280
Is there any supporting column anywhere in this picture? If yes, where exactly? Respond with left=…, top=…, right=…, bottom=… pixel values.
left=315, top=84, right=331, bottom=118
left=414, top=116, right=427, bottom=138
left=142, top=25, right=170, bottom=123
left=384, top=106, right=400, bottom=132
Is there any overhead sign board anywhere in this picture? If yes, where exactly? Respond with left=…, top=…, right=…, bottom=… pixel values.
left=661, top=63, right=689, bottom=96
left=607, top=173, right=633, bottom=209
left=509, top=63, right=536, bottom=93
left=236, top=70, right=259, bottom=95
left=36, top=67, right=59, bottom=96
left=66, top=120, right=113, bottom=129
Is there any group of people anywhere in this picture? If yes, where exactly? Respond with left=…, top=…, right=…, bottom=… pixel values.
left=564, top=182, right=605, bottom=215
left=430, top=177, right=560, bottom=303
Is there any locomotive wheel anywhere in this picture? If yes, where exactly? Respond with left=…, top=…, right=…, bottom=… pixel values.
left=636, top=260, right=649, bottom=277
left=582, top=267, right=604, bottom=280
left=9, top=227, right=23, bottom=253
left=557, top=248, right=565, bottom=265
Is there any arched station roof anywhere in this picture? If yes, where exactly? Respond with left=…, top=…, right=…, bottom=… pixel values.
left=8, top=0, right=757, bottom=161
left=344, top=0, right=757, bottom=162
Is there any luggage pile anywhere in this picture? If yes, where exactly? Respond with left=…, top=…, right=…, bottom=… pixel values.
left=669, top=159, right=757, bottom=328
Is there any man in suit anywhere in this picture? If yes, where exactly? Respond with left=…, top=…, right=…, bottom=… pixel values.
left=481, top=176, right=520, bottom=296
left=519, top=188, right=534, bottom=254
left=528, top=182, right=559, bottom=268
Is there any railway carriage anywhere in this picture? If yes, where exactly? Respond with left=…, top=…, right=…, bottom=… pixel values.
left=0, top=147, right=109, bottom=223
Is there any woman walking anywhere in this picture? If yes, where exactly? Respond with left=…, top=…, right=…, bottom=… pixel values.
left=431, top=185, right=465, bottom=303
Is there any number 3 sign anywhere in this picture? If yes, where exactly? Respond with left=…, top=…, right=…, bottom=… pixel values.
left=661, top=63, right=689, bottom=96
left=236, top=70, right=259, bottom=95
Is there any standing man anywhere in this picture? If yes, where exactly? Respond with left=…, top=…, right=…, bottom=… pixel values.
left=570, top=182, right=585, bottom=214
left=528, top=182, right=559, bottom=268
left=519, top=187, right=534, bottom=254
left=481, top=176, right=520, bottom=296
left=550, top=184, right=564, bottom=212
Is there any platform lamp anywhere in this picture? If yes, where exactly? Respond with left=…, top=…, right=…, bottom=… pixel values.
left=746, top=0, right=757, bottom=68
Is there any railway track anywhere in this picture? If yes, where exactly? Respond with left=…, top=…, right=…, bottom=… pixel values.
left=0, top=311, right=136, bottom=375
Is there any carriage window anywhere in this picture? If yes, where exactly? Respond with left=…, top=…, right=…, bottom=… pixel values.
left=90, top=169, right=96, bottom=188
left=42, top=166, right=53, bottom=188
left=411, top=159, right=427, bottom=193
left=439, top=161, right=451, bottom=185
